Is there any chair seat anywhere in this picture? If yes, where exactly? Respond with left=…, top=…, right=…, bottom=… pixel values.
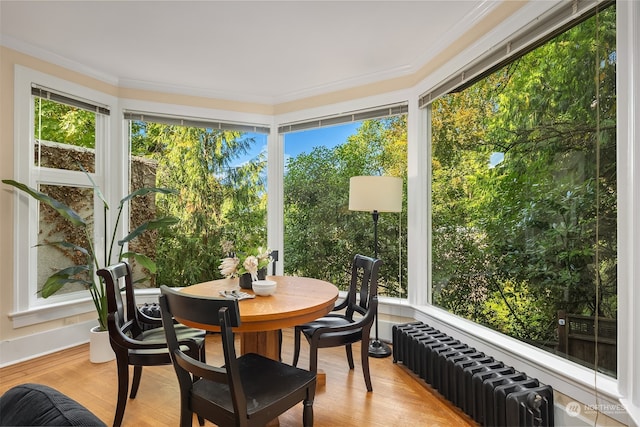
left=299, top=315, right=364, bottom=344
left=128, top=326, right=205, bottom=365
left=138, top=324, right=205, bottom=342
left=191, top=353, right=316, bottom=420
left=299, top=314, right=354, bottom=332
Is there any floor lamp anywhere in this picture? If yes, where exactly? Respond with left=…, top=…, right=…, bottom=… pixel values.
left=349, top=175, right=402, bottom=358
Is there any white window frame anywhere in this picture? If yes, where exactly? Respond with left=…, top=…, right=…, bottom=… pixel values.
left=9, top=66, right=117, bottom=328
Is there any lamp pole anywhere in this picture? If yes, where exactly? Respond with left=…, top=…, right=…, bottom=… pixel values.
left=372, top=210, right=379, bottom=258
left=368, top=209, right=392, bottom=358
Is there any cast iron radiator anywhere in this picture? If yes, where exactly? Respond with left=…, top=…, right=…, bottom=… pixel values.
left=392, top=321, right=554, bottom=427
left=138, top=302, right=162, bottom=331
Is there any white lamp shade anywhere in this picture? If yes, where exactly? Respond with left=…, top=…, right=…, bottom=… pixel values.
left=349, top=176, right=402, bottom=213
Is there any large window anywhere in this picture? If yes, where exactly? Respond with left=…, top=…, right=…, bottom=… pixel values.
left=429, top=4, right=616, bottom=375
left=10, top=67, right=112, bottom=323
left=32, top=90, right=108, bottom=303
left=281, top=109, right=408, bottom=296
left=126, top=113, right=269, bottom=287
left=33, top=91, right=102, bottom=296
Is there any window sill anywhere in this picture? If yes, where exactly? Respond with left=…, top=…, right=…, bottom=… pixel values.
left=9, top=288, right=166, bottom=329
left=9, top=297, right=96, bottom=328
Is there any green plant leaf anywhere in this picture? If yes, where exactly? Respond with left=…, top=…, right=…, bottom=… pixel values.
left=80, top=165, right=108, bottom=211
left=121, top=251, right=157, bottom=273
left=2, top=179, right=86, bottom=227
left=118, top=216, right=179, bottom=244
left=40, top=265, right=91, bottom=298
left=35, top=240, right=90, bottom=256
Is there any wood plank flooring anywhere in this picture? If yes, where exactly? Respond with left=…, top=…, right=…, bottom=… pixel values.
left=0, top=329, right=477, bottom=427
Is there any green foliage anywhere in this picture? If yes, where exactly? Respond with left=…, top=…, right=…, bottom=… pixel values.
left=284, top=146, right=354, bottom=286
left=284, top=116, right=408, bottom=295
left=134, top=116, right=408, bottom=294
left=34, top=98, right=96, bottom=148
left=131, top=122, right=267, bottom=287
left=431, top=6, right=617, bottom=361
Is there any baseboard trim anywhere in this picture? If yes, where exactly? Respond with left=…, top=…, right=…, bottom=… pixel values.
left=0, top=320, right=96, bottom=368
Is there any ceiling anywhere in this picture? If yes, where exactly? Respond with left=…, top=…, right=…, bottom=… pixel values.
left=1, top=1, right=499, bottom=105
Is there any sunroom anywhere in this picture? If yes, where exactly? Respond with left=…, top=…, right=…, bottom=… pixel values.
left=0, top=1, right=638, bottom=426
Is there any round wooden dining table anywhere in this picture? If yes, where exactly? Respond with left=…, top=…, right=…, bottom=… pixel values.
left=180, top=275, right=339, bottom=361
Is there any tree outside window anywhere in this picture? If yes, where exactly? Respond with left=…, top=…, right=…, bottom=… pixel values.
left=283, top=116, right=408, bottom=296
left=431, top=5, right=617, bottom=375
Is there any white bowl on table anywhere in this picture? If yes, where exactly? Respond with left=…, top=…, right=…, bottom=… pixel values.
left=252, top=279, right=277, bottom=296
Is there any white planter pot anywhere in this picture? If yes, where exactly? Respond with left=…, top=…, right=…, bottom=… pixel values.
left=89, top=325, right=115, bottom=363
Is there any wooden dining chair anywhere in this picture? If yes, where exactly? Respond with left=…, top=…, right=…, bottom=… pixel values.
left=159, top=285, right=317, bottom=427
left=292, top=254, right=382, bottom=392
left=97, top=262, right=206, bottom=427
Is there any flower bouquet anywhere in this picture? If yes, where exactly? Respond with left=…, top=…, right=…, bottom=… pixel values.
left=219, top=242, right=272, bottom=288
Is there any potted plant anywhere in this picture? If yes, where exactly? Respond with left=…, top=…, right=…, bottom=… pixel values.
left=218, top=241, right=272, bottom=289
left=2, top=173, right=178, bottom=353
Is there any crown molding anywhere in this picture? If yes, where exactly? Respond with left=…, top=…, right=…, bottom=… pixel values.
left=1, top=35, right=119, bottom=87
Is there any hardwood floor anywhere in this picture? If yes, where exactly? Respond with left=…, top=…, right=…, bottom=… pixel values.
left=0, top=329, right=477, bottom=426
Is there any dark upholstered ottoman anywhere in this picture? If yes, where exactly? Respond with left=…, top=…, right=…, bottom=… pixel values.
left=0, top=383, right=106, bottom=426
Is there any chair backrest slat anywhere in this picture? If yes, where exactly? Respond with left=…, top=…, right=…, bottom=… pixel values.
left=345, top=254, right=381, bottom=319
left=97, top=261, right=147, bottom=337
left=270, top=249, right=279, bottom=275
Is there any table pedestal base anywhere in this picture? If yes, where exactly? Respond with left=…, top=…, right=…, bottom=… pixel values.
left=240, top=330, right=281, bottom=360
left=317, top=370, right=326, bottom=386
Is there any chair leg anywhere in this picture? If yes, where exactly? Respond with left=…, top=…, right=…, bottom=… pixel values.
left=302, top=398, right=314, bottom=427
left=195, top=344, right=206, bottom=425
left=292, top=327, right=302, bottom=367
left=345, top=344, right=355, bottom=370
left=309, top=344, right=319, bottom=373
left=113, top=359, right=129, bottom=427
left=178, top=391, right=193, bottom=427
left=179, top=409, right=192, bottom=427
left=129, top=365, right=142, bottom=398
left=361, top=340, right=373, bottom=392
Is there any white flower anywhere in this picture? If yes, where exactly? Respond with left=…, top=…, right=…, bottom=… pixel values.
left=219, top=257, right=239, bottom=277
left=256, top=247, right=270, bottom=261
left=218, top=244, right=272, bottom=279
left=243, top=255, right=260, bottom=280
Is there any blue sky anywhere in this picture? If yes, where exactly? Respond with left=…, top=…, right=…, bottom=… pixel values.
left=234, top=122, right=360, bottom=167
left=284, top=122, right=360, bottom=158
